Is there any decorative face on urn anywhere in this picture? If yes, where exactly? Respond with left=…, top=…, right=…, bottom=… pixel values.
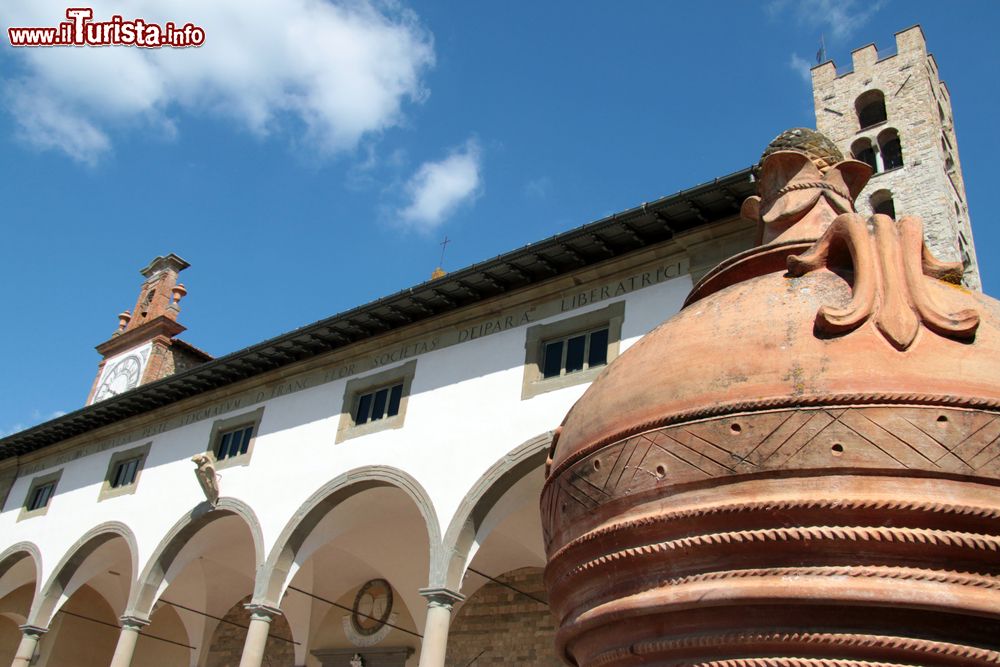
left=741, top=128, right=870, bottom=245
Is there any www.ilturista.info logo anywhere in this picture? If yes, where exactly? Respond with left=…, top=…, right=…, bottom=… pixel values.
left=8, top=8, right=205, bottom=48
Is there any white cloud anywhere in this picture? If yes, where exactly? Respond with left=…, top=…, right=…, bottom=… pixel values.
left=524, top=176, right=551, bottom=199
left=1, top=409, right=65, bottom=438
left=789, top=53, right=813, bottom=85
left=0, top=424, right=27, bottom=439
left=398, top=138, right=481, bottom=231
left=767, top=0, right=886, bottom=42
left=2, top=0, right=435, bottom=163
left=8, top=82, right=111, bottom=164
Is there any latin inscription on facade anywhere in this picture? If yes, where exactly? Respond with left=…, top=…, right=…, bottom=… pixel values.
left=560, top=262, right=683, bottom=311
left=20, top=256, right=687, bottom=475
left=458, top=313, right=532, bottom=342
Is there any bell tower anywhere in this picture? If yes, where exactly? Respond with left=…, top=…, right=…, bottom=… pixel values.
left=87, top=254, right=212, bottom=405
left=811, top=25, right=980, bottom=289
left=124, top=253, right=188, bottom=332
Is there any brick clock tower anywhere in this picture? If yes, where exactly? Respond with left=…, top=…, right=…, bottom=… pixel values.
left=87, top=254, right=212, bottom=405
left=811, top=25, right=980, bottom=289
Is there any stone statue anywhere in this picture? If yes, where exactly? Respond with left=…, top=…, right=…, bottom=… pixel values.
left=349, top=654, right=363, bottom=667
left=191, top=454, right=220, bottom=505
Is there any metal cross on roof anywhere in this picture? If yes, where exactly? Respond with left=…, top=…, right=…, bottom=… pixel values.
left=439, top=236, right=451, bottom=267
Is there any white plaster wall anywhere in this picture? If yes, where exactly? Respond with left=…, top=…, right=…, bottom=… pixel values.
left=0, top=270, right=694, bottom=596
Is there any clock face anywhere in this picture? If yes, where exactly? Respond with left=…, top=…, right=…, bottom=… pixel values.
left=351, top=579, right=393, bottom=636
left=95, top=355, right=143, bottom=401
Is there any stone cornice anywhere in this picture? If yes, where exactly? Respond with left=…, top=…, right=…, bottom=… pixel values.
left=0, top=168, right=754, bottom=460
left=418, top=587, right=465, bottom=609
left=95, top=315, right=185, bottom=357
left=243, top=603, right=283, bottom=621
left=119, top=615, right=150, bottom=630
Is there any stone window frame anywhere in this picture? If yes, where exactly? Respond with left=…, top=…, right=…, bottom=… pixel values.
left=521, top=301, right=625, bottom=400
left=336, top=360, right=417, bottom=444
left=876, top=127, right=904, bottom=172
left=850, top=137, right=878, bottom=174
left=870, top=189, right=896, bottom=219
left=205, top=407, right=265, bottom=470
left=96, top=442, right=152, bottom=502
left=18, top=469, right=63, bottom=522
left=855, top=89, right=887, bottom=130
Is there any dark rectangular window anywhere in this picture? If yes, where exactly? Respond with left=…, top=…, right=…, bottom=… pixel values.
left=111, top=457, right=141, bottom=488
left=355, top=393, right=374, bottom=425
left=355, top=382, right=404, bottom=425
left=28, top=483, right=55, bottom=511
left=371, top=388, right=389, bottom=422
left=541, top=327, right=611, bottom=379
left=565, top=334, right=586, bottom=373
left=588, top=328, right=609, bottom=367
left=216, top=425, right=254, bottom=460
left=881, top=138, right=903, bottom=170
left=387, top=383, right=403, bottom=416
left=542, top=341, right=564, bottom=378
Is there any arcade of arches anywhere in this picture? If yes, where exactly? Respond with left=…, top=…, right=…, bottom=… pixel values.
left=0, top=437, right=556, bottom=667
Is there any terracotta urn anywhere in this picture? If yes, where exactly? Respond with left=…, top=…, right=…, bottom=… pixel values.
left=542, top=129, right=1000, bottom=666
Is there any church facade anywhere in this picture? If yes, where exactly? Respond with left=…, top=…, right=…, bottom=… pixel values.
left=0, top=26, right=980, bottom=667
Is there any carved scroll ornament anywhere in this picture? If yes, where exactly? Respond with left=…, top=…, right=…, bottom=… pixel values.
left=788, top=213, right=979, bottom=350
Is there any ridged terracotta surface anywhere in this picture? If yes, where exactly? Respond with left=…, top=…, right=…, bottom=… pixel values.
left=542, top=137, right=1000, bottom=666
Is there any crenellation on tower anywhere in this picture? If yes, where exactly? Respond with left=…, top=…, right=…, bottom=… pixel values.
left=850, top=43, right=878, bottom=73
left=811, top=60, right=836, bottom=87
left=811, top=24, right=980, bottom=288
left=895, top=23, right=927, bottom=54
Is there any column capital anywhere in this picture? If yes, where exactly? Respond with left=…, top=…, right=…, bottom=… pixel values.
left=243, top=603, right=282, bottom=622
left=418, top=587, right=465, bottom=610
left=119, top=615, right=150, bottom=630
left=18, top=624, right=48, bottom=638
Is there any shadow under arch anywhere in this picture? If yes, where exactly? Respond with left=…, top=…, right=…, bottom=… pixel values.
left=29, top=522, right=138, bottom=627
left=439, top=431, right=552, bottom=591
left=128, top=497, right=264, bottom=618
left=255, top=465, right=441, bottom=606
left=0, top=542, right=42, bottom=605
left=0, top=610, right=27, bottom=627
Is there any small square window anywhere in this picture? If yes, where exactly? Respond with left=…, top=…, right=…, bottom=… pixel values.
left=27, top=483, right=55, bottom=511
left=522, top=301, right=625, bottom=400
left=541, top=327, right=610, bottom=379
left=111, top=457, right=141, bottom=488
left=18, top=470, right=62, bottom=521
left=337, top=360, right=416, bottom=444
left=355, top=383, right=404, bottom=425
left=98, top=442, right=151, bottom=501
left=205, top=408, right=265, bottom=470
left=215, top=425, right=254, bottom=460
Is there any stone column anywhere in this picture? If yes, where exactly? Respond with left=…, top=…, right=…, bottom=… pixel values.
left=416, top=588, right=464, bottom=667
left=10, top=625, right=46, bottom=667
left=237, top=604, right=282, bottom=667
left=108, top=616, right=149, bottom=667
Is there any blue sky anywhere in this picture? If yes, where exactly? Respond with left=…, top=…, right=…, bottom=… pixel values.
left=2, top=1, right=998, bottom=436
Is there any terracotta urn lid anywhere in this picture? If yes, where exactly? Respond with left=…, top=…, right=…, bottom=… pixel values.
left=547, top=129, right=997, bottom=478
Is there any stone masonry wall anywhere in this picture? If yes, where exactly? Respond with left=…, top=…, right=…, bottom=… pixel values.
left=446, top=568, right=561, bottom=667
left=811, top=26, right=980, bottom=289
left=205, top=595, right=295, bottom=667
